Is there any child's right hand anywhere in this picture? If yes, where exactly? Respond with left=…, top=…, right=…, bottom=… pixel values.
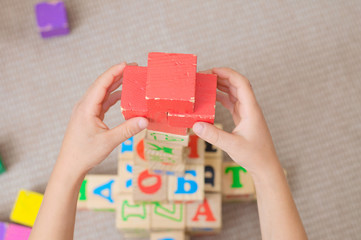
left=193, top=68, right=282, bottom=178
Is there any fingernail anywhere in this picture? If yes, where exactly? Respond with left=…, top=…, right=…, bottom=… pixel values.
left=138, top=118, right=148, bottom=129
left=193, top=122, right=204, bottom=135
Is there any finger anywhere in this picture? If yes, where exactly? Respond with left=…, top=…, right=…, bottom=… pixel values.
left=105, top=117, right=148, bottom=149
left=213, top=67, right=257, bottom=107
left=193, top=122, right=243, bottom=154
left=99, top=90, right=122, bottom=120
left=217, top=85, right=238, bottom=104
left=83, top=63, right=126, bottom=115
left=216, top=91, right=234, bottom=113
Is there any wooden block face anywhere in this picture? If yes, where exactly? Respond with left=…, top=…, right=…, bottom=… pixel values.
left=10, top=190, right=43, bottom=227
left=168, top=165, right=204, bottom=202
left=168, top=73, right=217, bottom=128
left=118, top=160, right=134, bottom=193
left=222, top=162, right=256, bottom=202
left=150, top=231, right=188, bottom=240
left=133, top=165, right=167, bottom=203
left=77, top=178, right=88, bottom=210
left=186, top=193, right=222, bottom=235
left=147, top=121, right=188, bottom=136
left=86, top=175, right=120, bottom=210
left=118, top=130, right=146, bottom=163
left=149, top=161, right=186, bottom=176
left=204, top=157, right=222, bottom=193
left=3, top=223, right=32, bottom=240
left=144, top=139, right=185, bottom=159
left=120, top=66, right=148, bottom=119
left=146, top=52, right=197, bottom=114
left=146, top=130, right=189, bottom=146
left=185, top=135, right=205, bottom=165
left=116, top=194, right=151, bottom=234
left=151, top=202, right=185, bottom=231
left=204, top=124, right=223, bottom=159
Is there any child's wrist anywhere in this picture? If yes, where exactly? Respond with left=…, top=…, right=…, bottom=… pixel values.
left=250, top=161, right=285, bottom=187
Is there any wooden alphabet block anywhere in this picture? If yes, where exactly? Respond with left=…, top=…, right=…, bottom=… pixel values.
left=146, top=130, right=190, bottom=146
left=146, top=52, right=197, bottom=114
left=133, top=165, right=167, bottom=203
left=185, top=134, right=205, bottom=165
left=204, top=124, right=223, bottom=159
left=168, top=164, right=204, bottom=202
left=118, top=130, right=146, bottom=163
left=35, top=1, right=70, bottom=38
left=168, top=73, right=217, bottom=128
left=1, top=222, right=31, bottom=240
left=186, top=193, right=222, bottom=235
left=77, top=178, right=88, bottom=210
left=150, top=231, right=189, bottom=240
left=147, top=121, right=189, bottom=135
left=204, top=156, right=222, bottom=193
left=120, top=66, right=148, bottom=120
left=10, top=190, right=43, bottom=227
left=148, top=161, right=186, bottom=176
left=222, top=162, right=256, bottom=202
left=151, top=202, right=185, bottom=231
left=116, top=194, right=151, bottom=235
left=84, top=175, right=120, bottom=210
left=117, top=160, right=134, bottom=193
left=144, top=139, right=185, bottom=159
left=0, top=154, right=5, bottom=174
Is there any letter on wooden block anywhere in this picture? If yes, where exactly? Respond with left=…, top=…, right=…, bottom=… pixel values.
left=3, top=223, right=31, bottom=240
left=118, top=130, right=146, bottom=162
left=151, top=202, right=185, bottom=231
left=150, top=231, right=188, bottom=240
left=77, top=178, right=88, bottom=209
left=168, top=73, right=217, bottom=128
left=186, top=193, right=222, bottom=235
left=204, top=124, right=223, bottom=159
left=10, top=189, right=43, bottom=227
left=35, top=1, right=70, bottom=38
left=85, top=175, right=120, bottom=210
left=118, top=160, right=134, bottom=193
left=146, top=52, right=197, bottom=114
left=146, top=130, right=190, bottom=146
left=121, top=66, right=148, bottom=119
left=0, top=154, right=5, bottom=174
left=222, top=162, right=256, bottom=202
left=168, top=165, right=204, bottom=202
left=116, top=194, right=151, bottom=235
left=133, top=166, right=167, bottom=202
left=204, top=157, right=222, bottom=193
left=185, top=135, right=205, bottom=165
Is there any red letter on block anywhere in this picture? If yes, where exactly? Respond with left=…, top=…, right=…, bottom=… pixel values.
left=191, top=198, right=216, bottom=222
left=121, top=66, right=148, bottom=119
left=138, top=170, right=162, bottom=194
left=168, top=73, right=217, bottom=128
left=146, top=52, right=197, bottom=114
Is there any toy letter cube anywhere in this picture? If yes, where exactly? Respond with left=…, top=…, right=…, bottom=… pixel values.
left=10, top=190, right=43, bottom=227
left=150, top=231, right=189, bottom=240
left=35, top=1, right=69, bottom=38
left=3, top=223, right=32, bottom=240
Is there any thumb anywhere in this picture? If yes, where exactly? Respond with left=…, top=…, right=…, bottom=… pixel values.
left=192, top=122, right=237, bottom=154
left=106, top=117, right=148, bottom=148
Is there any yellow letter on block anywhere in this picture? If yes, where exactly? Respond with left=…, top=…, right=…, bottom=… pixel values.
left=10, top=189, right=43, bottom=227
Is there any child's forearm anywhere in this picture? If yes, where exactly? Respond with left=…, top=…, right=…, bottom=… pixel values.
left=29, top=158, right=85, bottom=240
left=252, top=162, right=308, bottom=240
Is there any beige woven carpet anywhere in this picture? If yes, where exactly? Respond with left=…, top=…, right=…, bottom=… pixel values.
left=1, top=1, right=361, bottom=239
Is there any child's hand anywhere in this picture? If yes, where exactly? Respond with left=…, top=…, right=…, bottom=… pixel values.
left=193, top=68, right=281, bottom=177
left=58, top=63, right=148, bottom=175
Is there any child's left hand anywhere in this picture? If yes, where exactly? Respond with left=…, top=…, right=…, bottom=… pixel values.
left=57, top=63, right=148, bottom=175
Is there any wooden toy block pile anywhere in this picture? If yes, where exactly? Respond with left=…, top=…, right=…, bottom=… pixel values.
left=76, top=53, right=263, bottom=239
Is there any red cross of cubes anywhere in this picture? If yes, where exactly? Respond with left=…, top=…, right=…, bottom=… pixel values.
left=121, top=52, right=217, bottom=135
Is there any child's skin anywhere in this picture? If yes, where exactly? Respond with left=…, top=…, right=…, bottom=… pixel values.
left=29, top=63, right=308, bottom=240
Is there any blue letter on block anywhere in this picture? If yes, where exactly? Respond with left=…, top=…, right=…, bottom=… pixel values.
left=175, top=170, right=198, bottom=194
left=126, top=164, right=133, bottom=188
left=121, top=137, right=134, bottom=153
left=93, top=180, right=115, bottom=203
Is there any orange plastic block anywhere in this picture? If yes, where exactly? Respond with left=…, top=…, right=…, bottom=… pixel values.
left=121, top=66, right=148, bottom=119
left=168, top=73, right=217, bottom=128
left=146, top=52, right=197, bottom=114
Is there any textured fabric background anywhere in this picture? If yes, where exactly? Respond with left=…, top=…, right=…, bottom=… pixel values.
left=1, top=1, right=361, bottom=239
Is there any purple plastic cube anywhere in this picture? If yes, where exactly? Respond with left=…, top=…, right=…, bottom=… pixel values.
left=35, top=1, right=69, bottom=38
left=0, top=222, right=7, bottom=240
